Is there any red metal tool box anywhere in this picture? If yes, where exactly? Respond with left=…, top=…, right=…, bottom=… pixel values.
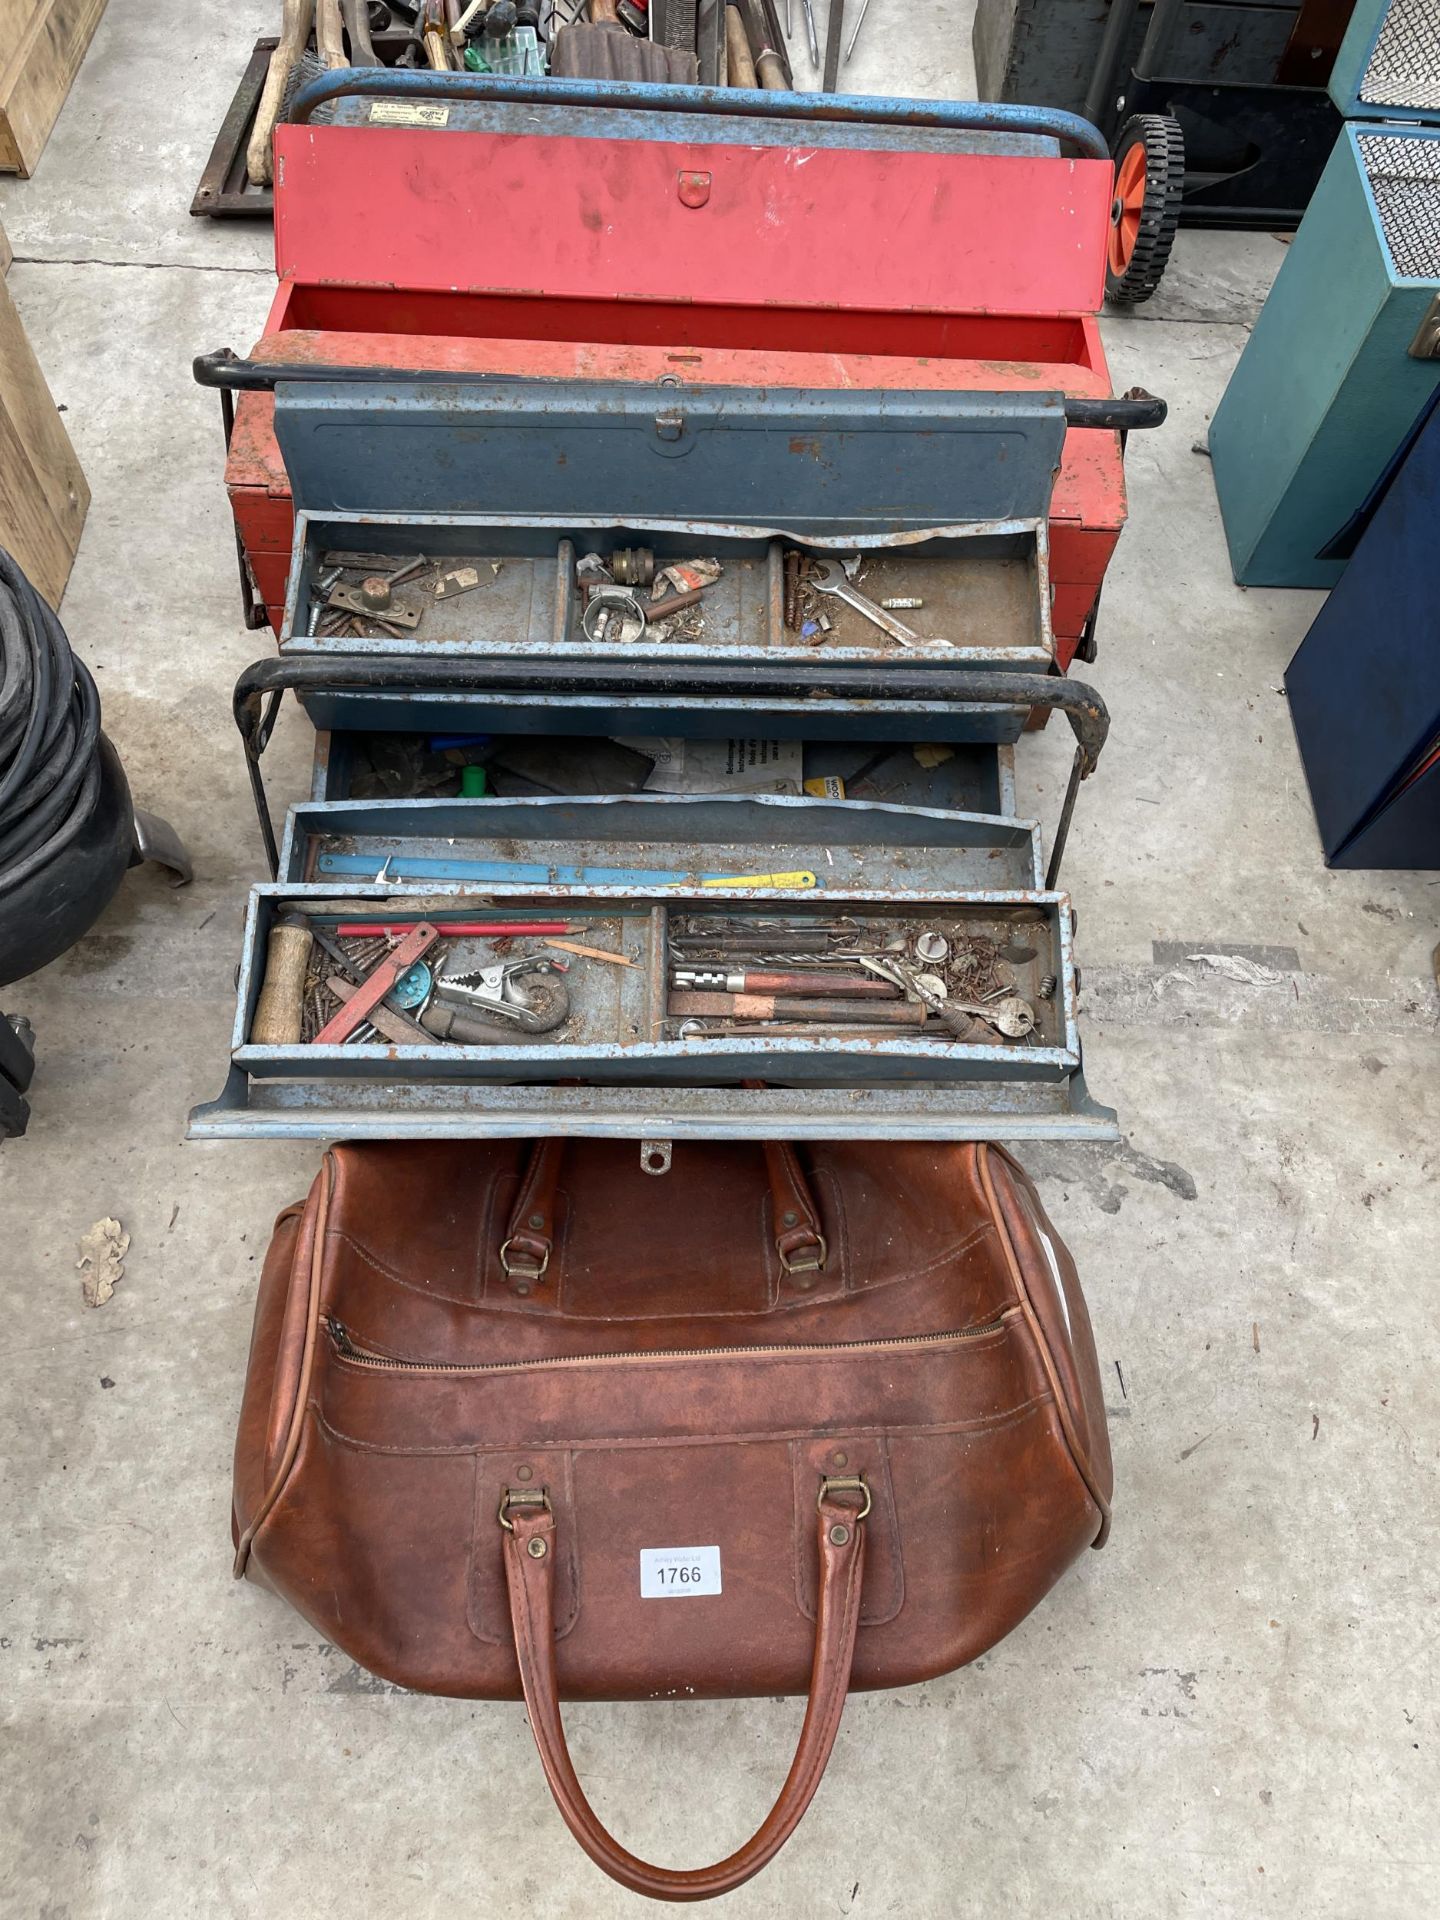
left=219, top=84, right=1128, bottom=669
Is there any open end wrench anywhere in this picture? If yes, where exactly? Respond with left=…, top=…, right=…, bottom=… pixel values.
left=808, top=561, right=952, bottom=650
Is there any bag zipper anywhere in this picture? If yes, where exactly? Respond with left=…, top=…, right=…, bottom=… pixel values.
left=325, top=1310, right=1017, bottom=1376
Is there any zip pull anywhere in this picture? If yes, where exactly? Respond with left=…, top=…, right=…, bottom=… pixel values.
left=327, top=1316, right=354, bottom=1355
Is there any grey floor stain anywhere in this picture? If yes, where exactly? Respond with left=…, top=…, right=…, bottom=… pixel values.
left=1020, top=1140, right=1198, bottom=1212
left=1153, top=940, right=1301, bottom=971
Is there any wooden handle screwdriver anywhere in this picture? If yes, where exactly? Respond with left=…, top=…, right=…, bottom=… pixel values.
left=251, top=915, right=313, bottom=1047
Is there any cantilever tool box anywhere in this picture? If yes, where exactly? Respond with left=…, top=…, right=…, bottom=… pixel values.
left=190, top=792, right=1113, bottom=1144
left=213, top=75, right=1133, bottom=669
left=261, top=381, right=1074, bottom=741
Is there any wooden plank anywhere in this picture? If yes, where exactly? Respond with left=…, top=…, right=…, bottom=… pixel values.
left=0, top=0, right=108, bottom=177
left=0, top=271, right=89, bottom=605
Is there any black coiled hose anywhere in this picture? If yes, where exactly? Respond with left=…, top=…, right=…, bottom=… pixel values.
left=0, top=547, right=103, bottom=898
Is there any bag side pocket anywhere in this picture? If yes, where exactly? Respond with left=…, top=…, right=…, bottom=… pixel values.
left=232, top=1152, right=335, bottom=1576
left=978, top=1144, right=1113, bottom=1545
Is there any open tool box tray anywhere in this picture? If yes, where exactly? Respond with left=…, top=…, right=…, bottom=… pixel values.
left=190, top=794, right=1113, bottom=1143
left=280, top=512, right=1055, bottom=670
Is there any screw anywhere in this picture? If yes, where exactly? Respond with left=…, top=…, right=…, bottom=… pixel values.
left=527, top=1537, right=548, bottom=1559
left=1037, top=973, right=1057, bottom=1000
left=783, top=549, right=802, bottom=631
left=828, top=1524, right=851, bottom=1547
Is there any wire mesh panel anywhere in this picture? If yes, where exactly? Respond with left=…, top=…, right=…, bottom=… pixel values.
left=1359, top=0, right=1440, bottom=111
left=1357, top=131, right=1440, bottom=276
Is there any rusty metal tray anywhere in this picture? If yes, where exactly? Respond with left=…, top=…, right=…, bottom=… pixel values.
left=189, top=793, right=1113, bottom=1143
left=279, top=512, right=1054, bottom=671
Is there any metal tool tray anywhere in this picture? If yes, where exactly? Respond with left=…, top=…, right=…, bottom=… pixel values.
left=190, top=794, right=1114, bottom=1143
left=280, top=512, right=1055, bottom=672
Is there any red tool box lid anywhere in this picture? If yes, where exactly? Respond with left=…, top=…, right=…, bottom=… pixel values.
left=272, top=114, right=1111, bottom=319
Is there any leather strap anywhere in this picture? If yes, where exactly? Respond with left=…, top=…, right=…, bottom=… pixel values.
left=499, top=1136, right=828, bottom=1290
left=499, top=1138, right=565, bottom=1288
left=501, top=1485, right=868, bottom=1901
left=761, top=1140, right=827, bottom=1274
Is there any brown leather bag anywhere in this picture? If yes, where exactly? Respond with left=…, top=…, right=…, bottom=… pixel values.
left=233, top=1138, right=1112, bottom=1901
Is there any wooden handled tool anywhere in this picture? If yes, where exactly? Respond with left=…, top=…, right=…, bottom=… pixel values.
left=247, top=0, right=316, bottom=186
left=740, top=0, right=787, bottom=87
left=724, top=5, right=757, bottom=84
left=251, top=915, right=313, bottom=1046
left=316, top=0, right=347, bottom=66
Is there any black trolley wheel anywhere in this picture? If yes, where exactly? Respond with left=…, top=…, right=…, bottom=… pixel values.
left=1105, top=114, right=1185, bottom=308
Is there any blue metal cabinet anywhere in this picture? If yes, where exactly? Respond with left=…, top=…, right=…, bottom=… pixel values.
left=1285, top=389, right=1440, bottom=867
left=1210, top=123, right=1440, bottom=586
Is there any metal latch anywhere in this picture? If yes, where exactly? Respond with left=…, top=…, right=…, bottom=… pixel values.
left=654, top=407, right=685, bottom=442
left=640, top=1139, right=673, bottom=1175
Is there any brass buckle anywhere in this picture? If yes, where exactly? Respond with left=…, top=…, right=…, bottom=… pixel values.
left=779, top=1233, right=828, bottom=1275
left=499, top=1237, right=550, bottom=1281
left=818, top=1474, right=871, bottom=1521
left=497, top=1486, right=552, bottom=1532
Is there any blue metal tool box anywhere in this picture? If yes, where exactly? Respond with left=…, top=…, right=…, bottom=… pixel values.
left=190, top=792, right=1112, bottom=1144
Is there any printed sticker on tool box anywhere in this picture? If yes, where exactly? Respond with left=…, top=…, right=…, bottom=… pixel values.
left=368, top=102, right=450, bottom=127
left=639, top=1546, right=722, bottom=1598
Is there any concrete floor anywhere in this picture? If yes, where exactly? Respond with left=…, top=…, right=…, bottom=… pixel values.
left=3, top=4, right=1438, bottom=1916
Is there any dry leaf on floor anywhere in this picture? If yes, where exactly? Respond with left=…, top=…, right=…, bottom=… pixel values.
left=77, top=1218, right=129, bottom=1308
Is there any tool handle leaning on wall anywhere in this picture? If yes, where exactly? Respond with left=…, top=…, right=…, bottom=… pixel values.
left=315, top=0, right=348, bottom=67
left=247, top=0, right=317, bottom=186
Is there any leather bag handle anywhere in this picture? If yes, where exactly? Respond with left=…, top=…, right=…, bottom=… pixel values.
left=499, top=1136, right=827, bottom=1287
left=500, top=1481, right=869, bottom=1901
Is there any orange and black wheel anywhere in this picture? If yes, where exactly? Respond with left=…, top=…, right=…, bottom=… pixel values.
left=1105, top=114, right=1185, bottom=308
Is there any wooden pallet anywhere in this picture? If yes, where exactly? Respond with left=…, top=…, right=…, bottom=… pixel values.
left=0, top=0, right=108, bottom=176
left=0, top=269, right=89, bottom=605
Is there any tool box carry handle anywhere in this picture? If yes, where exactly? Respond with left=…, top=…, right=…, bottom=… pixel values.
left=232, top=654, right=1110, bottom=885
left=192, top=349, right=1167, bottom=436
left=283, top=67, right=1112, bottom=159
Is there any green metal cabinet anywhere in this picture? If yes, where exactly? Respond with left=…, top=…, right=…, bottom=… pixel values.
left=1209, top=122, right=1440, bottom=586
